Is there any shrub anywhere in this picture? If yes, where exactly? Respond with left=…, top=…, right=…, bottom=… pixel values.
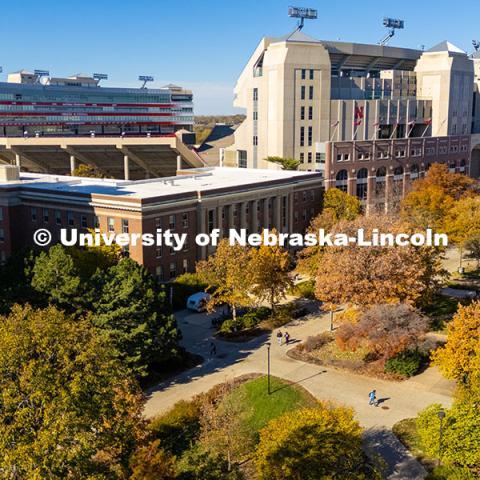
left=300, top=333, right=332, bottom=353
left=288, top=280, right=316, bottom=299
left=149, top=400, right=201, bottom=456
left=384, top=349, right=426, bottom=377
left=255, top=306, right=272, bottom=320
left=241, top=312, right=260, bottom=329
left=426, top=465, right=477, bottom=480
left=220, top=319, right=240, bottom=333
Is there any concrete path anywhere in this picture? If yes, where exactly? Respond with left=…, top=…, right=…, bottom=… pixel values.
left=145, top=307, right=454, bottom=479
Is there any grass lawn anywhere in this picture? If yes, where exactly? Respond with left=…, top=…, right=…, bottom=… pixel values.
left=227, top=375, right=317, bottom=433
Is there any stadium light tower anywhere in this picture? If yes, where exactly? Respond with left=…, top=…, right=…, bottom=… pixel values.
left=93, top=73, right=108, bottom=84
left=138, top=75, right=154, bottom=89
left=288, top=6, right=317, bottom=31
left=378, top=18, right=405, bottom=46
left=34, top=69, right=50, bottom=83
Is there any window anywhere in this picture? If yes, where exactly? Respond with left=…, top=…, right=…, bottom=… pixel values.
left=55, top=210, right=62, bottom=225
left=253, top=88, right=258, bottom=101
left=156, top=246, right=162, bottom=259
left=308, top=106, right=313, bottom=120
left=182, top=258, right=188, bottom=273
left=169, top=262, right=176, bottom=279
left=0, top=228, right=4, bottom=242
left=300, top=127, right=305, bottom=147
left=302, top=191, right=307, bottom=202
left=169, top=215, right=176, bottom=229
left=94, top=216, right=100, bottom=229
left=170, top=246, right=175, bottom=256
left=122, top=218, right=129, bottom=233
left=302, top=209, right=307, bottom=221
left=310, top=190, right=315, bottom=201
left=67, top=212, right=74, bottom=227
left=309, top=86, right=314, bottom=100
left=301, top=86, right=305, bottom=100
left=300, top=106, right=305, bottom=120
left=307, top=152, right=312, bottom=163
left=155, top=217, right=161, bottom=229
left=253, top=135, right=258, bottom=146
left=238, top=150, right=247, bottom=168
left=122, top=245, right=130, bottom=258
left=308, top=126, right=312, bottom=146
left=309, top=69, right=314, bottom=80
left=107, top=217, right=115, bottom=232
left=43, top=208, right=49, bottom=223
left=253, top=111, right=258, bottom=121
left=299, top=153, right=304, bottom=163
left=155, top=266, right=164, bottom=282
left=81, top=215, right=88, bottom=228
left=182, top=213, right=188, bottom=228
left=301, top=68, right=306, bottom=80
left=0, top=207, right=3, bottom=222
left=344, top=153, right=350, bottom=161
left=208, top=210, right=214, bottom=233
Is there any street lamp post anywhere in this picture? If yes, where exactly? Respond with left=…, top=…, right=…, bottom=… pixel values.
left=330, top=308, right=334, bottom=332
left=266, top=342, right=271, bottom=395
left=437, top=409, right=446, bottom=466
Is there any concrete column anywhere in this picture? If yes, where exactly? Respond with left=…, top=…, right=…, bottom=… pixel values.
left=176, top=155, right=182, bottom=172
left=263, top=198, right=270, bottom=230
left=274, top=196, right=282, bottom=231
left=240, top=202, right=247, bottom=230
left=70, top=155, right=76, bottom=175
left=15, top=153, right=21, bottom=168
left=385, top=173, right=394, bottom=214
left=347, top=175, right=356, bottom=196
left=228, top=204, right=235, bottom=231
left=366, top=175, right=375, bottom=215
left=252, top=200, right=259, bottom=233
left=123, top=155, right=130, bottom=181
left=217, top=206, right=223, bottom=237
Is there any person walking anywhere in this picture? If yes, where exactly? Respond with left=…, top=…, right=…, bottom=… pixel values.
left=284, top=331, right=290, bottom=345
left=276, top=330, right=283, bottom=346
left=368, top=389, right=378, bottom=407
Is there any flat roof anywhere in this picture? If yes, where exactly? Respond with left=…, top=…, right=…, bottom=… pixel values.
left=1, top=167, right=322, bottom=200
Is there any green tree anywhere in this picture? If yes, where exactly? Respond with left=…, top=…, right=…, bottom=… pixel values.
left=92, top=258, right=180, bottom=377
left=31, top=244, right=82, bottom=310
left=265, top=156, right=300, bottom=170
left=72, top=163, right=107, bottom=178
left=0, top=304, right=143, bottom=479
left=249, top=235, right=292, bottom=312
left=255, top=403, right=375, bottom=480
left=322, top=188, right=361, bottom=221
left=196, top=240, right=254, bottom=321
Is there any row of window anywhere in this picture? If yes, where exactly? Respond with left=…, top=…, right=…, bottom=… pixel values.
left=299, top=126, right=313, bottom=147
left=301, top=69, right=315, bottom=80
left=294, top=208, right=315, bottom=222
left=300, top=106, right=313, bottom=121
left=156, top=259, right=189, bottom=281
left=300, top=86, right=314, bottom=101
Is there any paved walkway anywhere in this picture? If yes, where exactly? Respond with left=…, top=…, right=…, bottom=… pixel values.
left=145, top=308, right=454, bottom=479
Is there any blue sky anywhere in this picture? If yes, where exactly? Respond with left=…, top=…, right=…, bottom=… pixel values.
left=1, top=0, right=478, bottom=114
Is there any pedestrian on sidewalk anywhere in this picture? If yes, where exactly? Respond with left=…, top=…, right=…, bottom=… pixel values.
left=284, top=331, right=290, bottom=345
left=368, top=389, right=378, bottom=407
left=276, top=330, right=283, bottom=346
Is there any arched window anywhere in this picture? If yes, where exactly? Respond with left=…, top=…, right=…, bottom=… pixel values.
left=459, top=159, right=466, bottom=172
left=375, top=167, right=386, bottom=195
left=394, top=166, right=404, bottom=181
left=356, top=168, right=368, bottom=199
left=449, top=161, right=456, bottom=172
left=376, top=167, right=386, bottom=180
left=335, top=169, right=348, bottom=192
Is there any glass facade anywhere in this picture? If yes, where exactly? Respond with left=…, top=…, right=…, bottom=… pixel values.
left=0, top=81, right=194, bottom=136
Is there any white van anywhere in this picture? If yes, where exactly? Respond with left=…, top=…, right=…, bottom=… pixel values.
left=186, top=292, right=210, bottom=312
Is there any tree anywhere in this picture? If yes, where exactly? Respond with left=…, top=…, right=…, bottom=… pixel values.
left=265, top=156, right=300, bottom=170
left=31, top=244, right=82, bottom=310
left=249, top=235, right=292, bottom=312
left=465, top=235, right=480, bottom=268
left=322, top=188, right=361, bottom=221
left=199, top=380, right=254, bottom=472
left=314, top=215, right=445, bottom=307
left=432, top=301, right=480, bottom=385
left=401, top=163, right=475, bottom=230
left=336, top=304, right=429, bottom=361
left=297, top=189, right=360, bottom=276
left=91, top=258, right=180, bottom=377
left=255, top=404, right=376, bottom=480
left=129, top=439, right=177, bottom=480
left=72, top=163, right=107, bottom=178
left=0, top=304, right=143, bottom=479
left=196, top=239, right=254, bottom=321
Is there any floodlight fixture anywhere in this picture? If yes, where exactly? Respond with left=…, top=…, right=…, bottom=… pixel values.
left=378, top=17, right=405, bottom=46
left=138, top=75, right=154, bottom=88
left=93, top=73, right=108, bottom=83
left=473, top=40, right=480, bottom=52
left=288, top=6, right=317, bottom=30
